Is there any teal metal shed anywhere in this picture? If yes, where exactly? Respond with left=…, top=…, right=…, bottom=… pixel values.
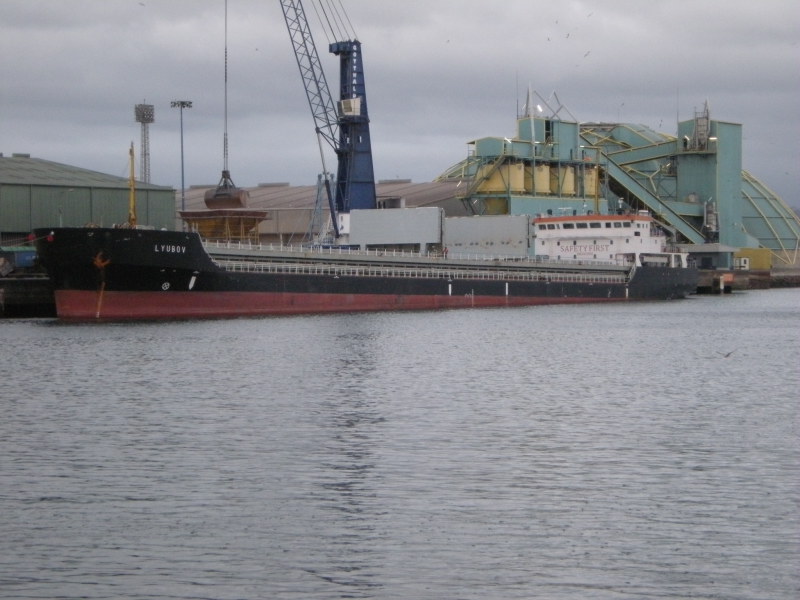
left=0, top=154, right=176, bottom=243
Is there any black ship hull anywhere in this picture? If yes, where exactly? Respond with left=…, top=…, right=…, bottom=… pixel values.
left=34, top=228, right=698, bottom=320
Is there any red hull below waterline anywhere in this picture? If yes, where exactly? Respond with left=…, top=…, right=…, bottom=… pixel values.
left=55, top=289, right=620, bottom=321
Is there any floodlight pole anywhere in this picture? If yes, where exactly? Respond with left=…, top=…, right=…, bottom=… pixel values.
left=170, top=100, right=192, bottom=216
left=134, top=103, right=155, bottom=183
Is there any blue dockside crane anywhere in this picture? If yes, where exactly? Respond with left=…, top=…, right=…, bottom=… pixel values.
left=280, top=0, right=377, bottom=237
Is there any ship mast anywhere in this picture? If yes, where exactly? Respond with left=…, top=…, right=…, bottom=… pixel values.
left=128, top=142, right=137, bottom=228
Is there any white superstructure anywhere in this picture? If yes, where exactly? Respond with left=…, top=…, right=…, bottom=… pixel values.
left=533, top=211, right=690, bottom=267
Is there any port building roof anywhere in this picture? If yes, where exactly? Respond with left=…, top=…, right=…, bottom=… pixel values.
left=182, top=179, right=465, bottom=212
left=0, top=153, right=169, bottom=190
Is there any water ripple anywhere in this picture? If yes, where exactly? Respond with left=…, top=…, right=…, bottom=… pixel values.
left=1, top=290, right=798, bottom=599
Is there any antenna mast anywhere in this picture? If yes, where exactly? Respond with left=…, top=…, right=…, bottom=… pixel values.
left=127, top=142, right=137, bottom=227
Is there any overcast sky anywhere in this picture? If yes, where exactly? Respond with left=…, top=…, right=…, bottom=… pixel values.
left=1, top=0, right=798, bottom=205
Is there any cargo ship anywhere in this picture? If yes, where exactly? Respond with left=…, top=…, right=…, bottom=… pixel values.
left=31, top=5, right=696, bottom=320
left=33, top=208, right=697, bottom=321
left=10, top=0, right=795, bottom=319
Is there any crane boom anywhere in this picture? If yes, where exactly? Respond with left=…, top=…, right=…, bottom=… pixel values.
left=280, top=0, right=339, bottom=150
left=280, top=0, right=376, bottom=230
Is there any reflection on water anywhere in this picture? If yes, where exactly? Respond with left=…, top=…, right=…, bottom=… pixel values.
left=1, top=289, right=798, bottom=599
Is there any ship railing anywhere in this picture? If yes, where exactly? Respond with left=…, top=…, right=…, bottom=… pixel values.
left=203, top=239, right=633, bottom=269
left=215, top=259, right=627, bottom=285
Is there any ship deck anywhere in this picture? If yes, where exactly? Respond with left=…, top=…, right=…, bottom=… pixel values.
left=203, top=240, right=632, bottom=285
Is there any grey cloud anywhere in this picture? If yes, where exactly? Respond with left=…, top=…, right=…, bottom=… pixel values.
left=1, top=0, right=797, bottom=204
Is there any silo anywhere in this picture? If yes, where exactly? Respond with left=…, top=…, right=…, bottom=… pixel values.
left=583, top=166, right=599, bottom=197
left=551, top=166, right=576, bottom=195
left=475, top=164, right=505, bottom=193
left=534, top=164, right=550, bottom=194
left=506, top=162, right=525, bottom=193
left=476, top=162, right=525, bottom=193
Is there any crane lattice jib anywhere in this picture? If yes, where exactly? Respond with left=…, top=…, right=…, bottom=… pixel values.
left=280, top=0, right=377, bottom=216
left=280, top=0, right=338, bottom=150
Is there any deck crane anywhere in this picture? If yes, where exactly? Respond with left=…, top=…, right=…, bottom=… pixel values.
left=279, top=0, right=376, bottom=238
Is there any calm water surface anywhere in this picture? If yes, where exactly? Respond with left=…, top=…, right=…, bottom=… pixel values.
left=1, top=289, right=798, bottom=599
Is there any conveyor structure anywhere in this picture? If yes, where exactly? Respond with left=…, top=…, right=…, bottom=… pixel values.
left=438, top=98, right=800, bottom=269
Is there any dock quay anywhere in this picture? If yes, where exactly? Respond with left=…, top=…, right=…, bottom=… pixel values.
left=0, top=276, right=56, bottom=318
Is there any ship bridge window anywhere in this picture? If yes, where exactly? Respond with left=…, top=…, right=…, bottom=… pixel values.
left=605, top=223, right=612, bottom=228
left=563, top=223, right=575, bottom=229
left=623, top=222, right=631, bottom=228
left=614, top=222, right=622, bottom=228
left=576, top=223, right=588, bottom=229
left=538, top=224, right=547, bottom=230
left=590, top=222, right=601, bottom=228
left=547, top=224, right=556, bottom=229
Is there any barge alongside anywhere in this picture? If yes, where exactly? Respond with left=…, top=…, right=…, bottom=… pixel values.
left=33, top=210, right=697, bottom=321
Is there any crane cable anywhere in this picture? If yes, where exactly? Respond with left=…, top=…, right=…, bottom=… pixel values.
left=309, top=0, right=356, bottom=45
left=334, top=0, right=357, bottom=39
left=223, top=0, right=229, bottom=172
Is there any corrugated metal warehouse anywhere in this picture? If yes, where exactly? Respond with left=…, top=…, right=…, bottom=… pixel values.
left=0, top=153, right=175, bottom=244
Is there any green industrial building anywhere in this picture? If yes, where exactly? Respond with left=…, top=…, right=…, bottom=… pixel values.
left=0, top=153, right=175, bottom=245
left=437, top=101, right=800, bottom=275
